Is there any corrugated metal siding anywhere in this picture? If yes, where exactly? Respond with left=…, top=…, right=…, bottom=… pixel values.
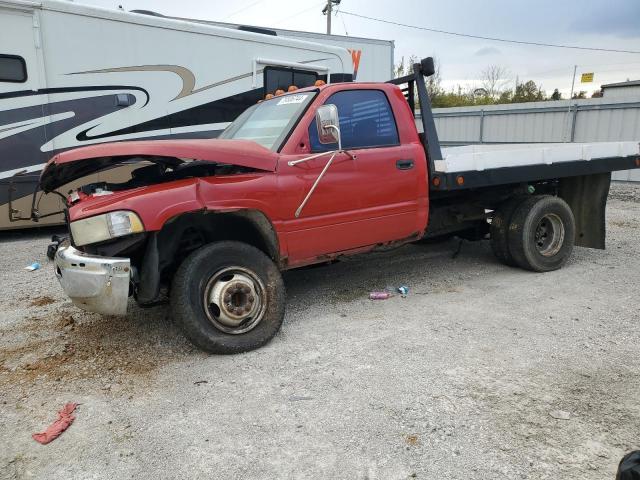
left=603, top=86, right=640, bottom=100
left=433, top=97, right=640, bottom=181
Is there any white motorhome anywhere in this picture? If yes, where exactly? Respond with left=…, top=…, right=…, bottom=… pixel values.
left=0, top=0, right=353, bottom=228
left=178, top=18, right=395, bottom=83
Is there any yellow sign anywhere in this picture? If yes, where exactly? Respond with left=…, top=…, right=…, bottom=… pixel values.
left=581, top=72, right=594, bottom=83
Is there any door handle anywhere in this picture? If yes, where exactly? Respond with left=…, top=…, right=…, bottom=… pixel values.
left=396, top=159, right=414, bottom=170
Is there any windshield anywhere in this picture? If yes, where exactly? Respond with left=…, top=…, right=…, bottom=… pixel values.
left=219, top=92, right=316, bottom=151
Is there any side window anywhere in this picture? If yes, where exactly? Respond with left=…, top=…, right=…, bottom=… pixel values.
left=309, top=90, right=399, bottom=152
left=0, top=54, right=27, bottom=83
left=264, top=67, right=318, bottom=95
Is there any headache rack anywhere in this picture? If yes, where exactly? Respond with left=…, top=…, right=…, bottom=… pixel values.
left=387, top=57, right=444, bottom=189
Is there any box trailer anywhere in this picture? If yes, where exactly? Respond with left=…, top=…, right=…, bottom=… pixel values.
left=0, top=0, right=353, bottom=229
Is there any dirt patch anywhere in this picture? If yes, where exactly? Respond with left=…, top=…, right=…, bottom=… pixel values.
left=610, top=219, right=639, bottom=229
left=29, top=296, right=56, bottom=307
left=405, top=434, right=420, bottom=446
left=0, top=304, right=194, bottom=397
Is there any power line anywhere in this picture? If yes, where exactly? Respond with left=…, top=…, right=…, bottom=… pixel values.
left=272, top=2, right=326, bottom=26
left=339, top=10, right=640, bottom=55
left=224, top=0, right=265, bottom=21
left=335, top=3, right=349, bottom=35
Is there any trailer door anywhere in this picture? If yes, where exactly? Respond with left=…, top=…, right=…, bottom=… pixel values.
left=0, top=7, right=41, bottom=94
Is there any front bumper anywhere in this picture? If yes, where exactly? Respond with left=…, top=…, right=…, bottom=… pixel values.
left=54, top=244, right=131, bottom=315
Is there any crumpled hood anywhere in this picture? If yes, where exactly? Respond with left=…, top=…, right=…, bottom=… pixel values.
left=39, top=138, right=279, bottom=192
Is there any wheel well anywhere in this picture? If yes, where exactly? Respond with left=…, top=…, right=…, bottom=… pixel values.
left=156, top=210, right=280, bottom=276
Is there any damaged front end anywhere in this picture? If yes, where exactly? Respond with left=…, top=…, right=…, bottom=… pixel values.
left=37, top=138, right=278, bottom=317
left=54, top=242, right=131, bottom=316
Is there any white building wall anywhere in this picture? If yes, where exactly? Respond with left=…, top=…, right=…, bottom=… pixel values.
left=603, top=85, right=640, bottom=100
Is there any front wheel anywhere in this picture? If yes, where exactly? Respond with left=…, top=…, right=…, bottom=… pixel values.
left=171, top=241, right=285, bottom=354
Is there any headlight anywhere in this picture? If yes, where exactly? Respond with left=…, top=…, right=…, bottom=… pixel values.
left=70, top=210, right=144, bottom=246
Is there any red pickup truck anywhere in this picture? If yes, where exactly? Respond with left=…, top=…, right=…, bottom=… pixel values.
left=40, top=58, right=640, bottom=353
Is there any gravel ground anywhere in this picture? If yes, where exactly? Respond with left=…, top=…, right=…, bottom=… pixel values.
left=1, top=183, right=639, bottom=480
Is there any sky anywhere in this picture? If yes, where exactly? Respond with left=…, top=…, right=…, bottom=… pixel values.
left=77, top=0, right=640, bottom=97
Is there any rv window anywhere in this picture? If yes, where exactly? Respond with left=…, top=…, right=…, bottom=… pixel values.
left=264, top=67, right=317, bottom=94
left=0, top=55, right=27, bottom=83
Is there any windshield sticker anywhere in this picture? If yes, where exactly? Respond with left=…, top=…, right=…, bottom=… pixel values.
left=276, top=94, right=309, bottom=106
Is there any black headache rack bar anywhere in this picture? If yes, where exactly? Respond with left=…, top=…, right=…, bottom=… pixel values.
left=387, top=57, right=444, bottom=188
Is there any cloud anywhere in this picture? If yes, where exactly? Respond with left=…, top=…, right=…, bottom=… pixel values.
left=570, top=1, right=640, bottom=38
left=475, top=46, right=501, bottom=56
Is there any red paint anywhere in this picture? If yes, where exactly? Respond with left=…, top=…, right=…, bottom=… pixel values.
left=61, top=83, right=430, bottom=269
left=47, top=138, right=278, bottom=172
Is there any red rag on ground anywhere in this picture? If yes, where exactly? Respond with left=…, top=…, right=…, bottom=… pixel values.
left=32, top=402, right=78, bottom=445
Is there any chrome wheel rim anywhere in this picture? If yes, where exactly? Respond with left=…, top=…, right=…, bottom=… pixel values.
left=534, top=213, right=565, bottom=257
left=203, top=267, right=266, bottom=334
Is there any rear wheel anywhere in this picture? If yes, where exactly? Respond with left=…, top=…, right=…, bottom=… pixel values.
left=171, top=241, right=285, bottom=354
left=490, top=196, right=526, bottom=266
left=507, top=195, right=575, bottom=272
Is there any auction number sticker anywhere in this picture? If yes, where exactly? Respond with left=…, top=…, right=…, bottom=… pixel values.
left=277, top=94, right=309, bottom=105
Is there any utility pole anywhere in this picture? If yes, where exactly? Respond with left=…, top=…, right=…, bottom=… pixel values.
left=563, top=64, right=578, bottom=142
left=322, top=0, right=340, bottom=35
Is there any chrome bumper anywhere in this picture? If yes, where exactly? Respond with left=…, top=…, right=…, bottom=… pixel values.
left=54, top=245, right=131, bottom=315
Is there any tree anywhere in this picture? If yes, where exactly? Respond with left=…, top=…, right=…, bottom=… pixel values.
left=572, top=91, right=587, bottom=99
left=512, top=80, right=546, bottom=103
left=551, top=88, right=562, bottom=101
left=394, top=56, right=407, bottom=78
left=479, top=65, right=510, bottom=100
left=591, top=90, right=603, bottom=98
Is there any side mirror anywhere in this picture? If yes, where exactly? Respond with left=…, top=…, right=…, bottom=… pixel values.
left=315, top=104, right=341, bottom=147
left=421, top=57, right=435, bottom=77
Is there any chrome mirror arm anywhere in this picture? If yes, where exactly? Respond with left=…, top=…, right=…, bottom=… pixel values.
left=294, top=150, right=338, bottom=218
left=290, top=123, right=354, bottom=218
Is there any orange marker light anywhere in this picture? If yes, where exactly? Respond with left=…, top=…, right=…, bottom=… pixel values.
left=314, top=80, right=326, bottom=86
left=288, top=85, right=298, bottom=92
left=456, top=176, right=465, bottom=186
left=275, top=89, right=285, bottom=96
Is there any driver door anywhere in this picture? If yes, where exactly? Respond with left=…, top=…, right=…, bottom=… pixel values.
left=279, top=88, right=423, bottom=264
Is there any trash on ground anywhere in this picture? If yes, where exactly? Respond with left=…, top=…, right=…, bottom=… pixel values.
left=288, top=395, right=314, bottom=401
left=548, top=409, right=571, bottom=420
left=398, top=286, right=409, bottom=297
left=369, top=291, right=393, bottom=300
left=24, top=262, right=41, bottom=271
left=32, top=402, right=78, bottom=445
